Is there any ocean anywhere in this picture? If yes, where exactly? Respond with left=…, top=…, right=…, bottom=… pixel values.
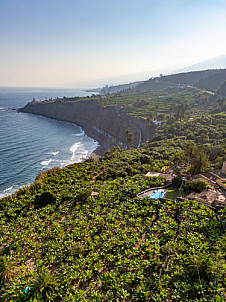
left=0, top=87, right=98, bottom=198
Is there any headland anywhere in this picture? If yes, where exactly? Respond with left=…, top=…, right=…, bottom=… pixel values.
left=19, top=99, right=156, bottom=158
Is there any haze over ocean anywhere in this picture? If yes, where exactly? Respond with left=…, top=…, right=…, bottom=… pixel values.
left=0, top=88, right=98, bottom=198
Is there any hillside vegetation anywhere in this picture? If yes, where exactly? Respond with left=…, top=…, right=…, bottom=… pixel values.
left=134, top=69, right=226, bottom=93
left=1, top=69, right=226, bottom=301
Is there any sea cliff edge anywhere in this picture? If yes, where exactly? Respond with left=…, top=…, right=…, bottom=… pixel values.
left=19, top=99, right=155, bottom=158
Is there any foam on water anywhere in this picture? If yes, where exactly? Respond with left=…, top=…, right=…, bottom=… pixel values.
left=0, top=186, right=15, bottom=199
left=72, top=133, right=84, bottom=137
left=3, top=186, right=13, bottom=192
left=41, top=159, right=53, bottom=166
left=70, top=142, right=81, bottom=161
left=51, top=151, right=59, bottom=156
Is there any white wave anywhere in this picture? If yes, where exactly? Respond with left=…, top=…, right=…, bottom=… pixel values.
left=68, top=139, right=99, bottom=164
left=72, top=132, right=84, bottom=137
left=40, top=159, right=53, bottom=166
left=51, top=151, right=59, bottom=156
left=70, top=142, right=81, bottom=161
left=0, top=186, right=14, bottom=199
left=52, top=159, right=67, bottom=168
left=3, top=186, right=13, bottom=192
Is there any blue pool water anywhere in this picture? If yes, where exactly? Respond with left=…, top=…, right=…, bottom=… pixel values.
left=149, top=190, right=165, bottom=199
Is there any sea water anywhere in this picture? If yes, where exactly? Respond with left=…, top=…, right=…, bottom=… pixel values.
left=0, top=87, right=99, bottom=198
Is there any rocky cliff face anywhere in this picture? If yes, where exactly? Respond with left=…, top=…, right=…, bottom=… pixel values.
left=19, top=100, right=155, bottom=155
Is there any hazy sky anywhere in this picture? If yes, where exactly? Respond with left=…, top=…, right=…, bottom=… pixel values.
left=1, top=0, right=226, bottom=88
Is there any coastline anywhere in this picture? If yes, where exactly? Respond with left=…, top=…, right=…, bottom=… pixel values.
left=19, top=99, right=155, bottom=159
left=78, top=124, right=118, bottom=160
left=2, top=95, right=155, bottom=199
left=0, top=118, right=105, bottom=200
left=0, top=128, right=109, bottom=199
left=19, top=102, right=126, bottom=159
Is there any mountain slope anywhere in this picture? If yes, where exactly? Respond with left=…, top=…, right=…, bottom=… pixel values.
left=135, top=69, right=226, bottom=92
left=195, top=69, right=226, bottom=91
left=179, top=54, right=226, bottom=72
left=217, top=80, right=226, bottom=96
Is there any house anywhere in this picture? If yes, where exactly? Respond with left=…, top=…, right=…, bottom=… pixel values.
left=212, top=193, right=226, bottom=207
left=186, top=189, right=226, bottom=207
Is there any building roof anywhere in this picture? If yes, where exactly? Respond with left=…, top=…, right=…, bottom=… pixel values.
left=145, top=172, right=175, bottom=182
left=91, top=191, right=99, bottom=197
left=186, top=189, right=218, bottom=203
left=145, top=172, right=160, bottom=177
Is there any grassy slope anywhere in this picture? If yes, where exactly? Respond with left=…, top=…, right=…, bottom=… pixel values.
left=1, top=73, right=226, bottom=301
left=0, top=157, right=225, bottom=301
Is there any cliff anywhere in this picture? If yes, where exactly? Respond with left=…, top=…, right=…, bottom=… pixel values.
left=19, top=99, right=155, bottom=156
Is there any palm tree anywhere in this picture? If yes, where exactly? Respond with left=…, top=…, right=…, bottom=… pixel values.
left=184, top=143, right=196, bottom=174
left=0, top=255, right=17, bottom=285
left=192, top=151, right=210, bottom=175
left=30, top=268, right=57, bottom=298
left=125, top=129, right=134, bottom=149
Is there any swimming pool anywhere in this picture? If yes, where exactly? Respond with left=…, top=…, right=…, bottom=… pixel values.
left=149, top=189, right=165, bottom=199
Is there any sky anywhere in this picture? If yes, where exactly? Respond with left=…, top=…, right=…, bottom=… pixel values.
left=0, top=0, right=226, bottom=88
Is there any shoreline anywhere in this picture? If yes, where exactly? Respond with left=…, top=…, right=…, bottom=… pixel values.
left=0, top=119, right=108, bottom=200
left=18, top=98, right=155, bottom=160
left=81, top=126, right=118, bottom=160
left=19, top=104, right=124, bottom=159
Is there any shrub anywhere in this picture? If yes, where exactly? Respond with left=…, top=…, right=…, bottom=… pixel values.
left=76, top=189, right=91, bottom=203
left=34, top=191, right=56, bottom=209
left=183, top=179, right=210, bottom=193
left=172, top=176, right=183, bottom=189
left=0, top=256, right=17, bottom=285
left=29, top=268, right=58, bottom=299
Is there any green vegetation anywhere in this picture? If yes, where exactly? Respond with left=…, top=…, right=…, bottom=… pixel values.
left=0, top=145, right=225, bottom=300
left=0, top=256, right=17, bottom=286
left=1, top=70, right=226, bottom=300
left=0, top=167, right=225, bottom=301
left=183, top=179, right=211, bottom=194
left=165, top=186, right=182, bottom=200
left=82, top=87, right=211, bottom=119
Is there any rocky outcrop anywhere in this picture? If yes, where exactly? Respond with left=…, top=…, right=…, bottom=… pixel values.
left=19, top=100, right=155, bottom=156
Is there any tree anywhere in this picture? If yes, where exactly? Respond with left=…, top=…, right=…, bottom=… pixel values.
left=34, top=191, right=56, bottom=209
left=125, top=130, right=134, bottom=149
left=184, top=143, right=209, bottom=175
left=76, top=189, right=91, bottom=203
left=30, top=268, right=57, bottom=299
left=183, top=179, right=210, bottom=193
left=184, top=143, right=196, bottom=174
left=0, top=256, right=17, bottom=286
left=192, top=151, right=210, bottom=175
